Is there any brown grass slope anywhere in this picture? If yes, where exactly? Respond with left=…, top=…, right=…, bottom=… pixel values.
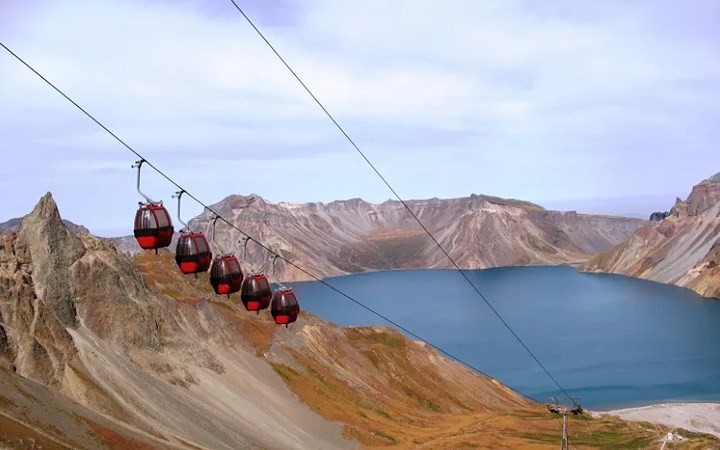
left=140, top=249, right=717, bottom=449
left=583, top=175, right=720, bottom=298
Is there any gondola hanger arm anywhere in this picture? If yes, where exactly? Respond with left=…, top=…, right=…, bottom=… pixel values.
left=172, top=190, right=191, bottom=232
left=131, top=160, right=159, bottom=205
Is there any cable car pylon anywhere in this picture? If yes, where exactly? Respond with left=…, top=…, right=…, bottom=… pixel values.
left=172, top=190, right=212, bottom=275
left=131, top=160, right=174, bottom=253
left=547, top=397, right=583, bottom=450
left=209, top=215, right=243, bottom=297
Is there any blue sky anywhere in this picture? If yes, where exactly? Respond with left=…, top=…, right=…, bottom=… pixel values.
left=1, top=0, right=719, bottom=236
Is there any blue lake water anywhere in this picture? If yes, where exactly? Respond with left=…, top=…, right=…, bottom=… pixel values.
left=289, top=266, right=720, bottom=409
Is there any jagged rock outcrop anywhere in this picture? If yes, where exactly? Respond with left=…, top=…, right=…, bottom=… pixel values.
left=115, top=193, right=644, bottom=281
left=583, top=172, right=720, bottom=298
left=650, top=211, right=670, bottom=221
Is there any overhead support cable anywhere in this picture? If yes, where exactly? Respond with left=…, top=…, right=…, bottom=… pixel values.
left=221, top=0, right=579, bottom=405
left=0, top=40, right=554, bottom=406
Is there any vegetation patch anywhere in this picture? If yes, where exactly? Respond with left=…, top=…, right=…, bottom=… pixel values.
left=380, top=333, right=403, bottom=348
left=448, top=396, right=474, bottom=411
left=306, top=365, right=329, bottom=386
left=573, top=430, right=654, bottom=449
left=162, top=287, right=183, bottom=299
left=371, top=430, right=397, bottom=445
left=518, top=431, right=560, bottom=444
left=423, top=399, right=441, bottom=412
left=362, top=350, right=380, bottom=368
left=270, top=363, right=299, bottom=383
left=233, top=304, right=697, bottom=449
left=344, top=327, right=405, bottom=349
left=238, top=319, right=274, bottom=355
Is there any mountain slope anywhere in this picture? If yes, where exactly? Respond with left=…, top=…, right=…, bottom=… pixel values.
left=0, top=194, right=554, bottom=449
left=0, top=365, right=173, bottom=449
left=116, top=194, right=644, bottom=281
left=2, top=194, right=714, bottom=448
left=582, top=173, right=720, bottom=298
left=0, top=193, right=351, bottom=449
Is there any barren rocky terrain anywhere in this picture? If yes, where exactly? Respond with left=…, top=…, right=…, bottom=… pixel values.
left=1, top=194, right=717, bottom=449
left=114, top=193, right=645, bottom=281
left=0, top=194, right=349, bottom=449
left=583, top=173, right=720, bottom=298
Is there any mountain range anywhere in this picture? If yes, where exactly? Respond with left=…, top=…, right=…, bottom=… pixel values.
left=113, top=194, right=645, bottom=281
left=2, top=193, right=706, bottom=448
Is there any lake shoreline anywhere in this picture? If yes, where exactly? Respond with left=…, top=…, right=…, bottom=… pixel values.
left=293, top=267, right=720, bottom=409
left=595, top=402, right=720, bottom=438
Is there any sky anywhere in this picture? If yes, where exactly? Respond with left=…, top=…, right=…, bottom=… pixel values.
left=1, top=0, right=719, bottom=236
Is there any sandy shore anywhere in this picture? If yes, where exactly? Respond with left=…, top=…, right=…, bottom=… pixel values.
left=596, top=403, right=720, bottom=438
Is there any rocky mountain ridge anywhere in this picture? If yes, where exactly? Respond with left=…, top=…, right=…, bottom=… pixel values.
left=114, top=193, right=645, bottom=281
left=583, top=172, right=720, bottom=298
left=0, top=193, right=700, bottom=448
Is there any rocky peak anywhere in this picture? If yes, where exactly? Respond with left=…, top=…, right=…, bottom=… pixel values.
left=243, top=194, right=268, bottom=209
left=705, top=171, right=720, bottom=184
left=30, top=192, right=62, bottom=221
left=0, top=193, right=82, bottom=385
left=0, top=193, right=177, bottom=386
left=0, top=211, right=89, bottom=238
left=16, top=193, right=84, bottom=328
left=671, top=176, right=720, bottom=218
left=217, top=194, right=267, bottom=211
left=328, top=197, right=368, bottom=208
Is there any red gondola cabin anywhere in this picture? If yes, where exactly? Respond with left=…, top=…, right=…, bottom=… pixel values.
left=241, top=274, right=272, bottom=312
left=270, top=288, right=300, bottom=326
left=175, top=232, right=212, bottom=274
left=134, top=204, right=174, bottom=250
left=210, top=256, right=243, bottom=296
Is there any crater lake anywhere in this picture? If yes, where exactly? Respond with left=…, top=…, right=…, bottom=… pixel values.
left=290, top=266, right=720, bottom=409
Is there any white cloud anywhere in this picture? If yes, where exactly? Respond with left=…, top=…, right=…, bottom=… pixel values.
left=1, top=0, right=719, bottom=233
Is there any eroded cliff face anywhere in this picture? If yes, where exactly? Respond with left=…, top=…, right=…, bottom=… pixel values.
left=583, top=174, right=720, bottom=299
left=116, top=193, right=644, bottom=281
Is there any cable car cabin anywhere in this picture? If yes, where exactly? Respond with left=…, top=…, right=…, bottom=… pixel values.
left=241, top=274, right=272, bottom=312
left=134, top=204, right=174, bottom=250
left=210, top=256, right=243, bottom=296
left=270, top=288, right=300, bottom=326
left=175, top=232, right=212, bottom=274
